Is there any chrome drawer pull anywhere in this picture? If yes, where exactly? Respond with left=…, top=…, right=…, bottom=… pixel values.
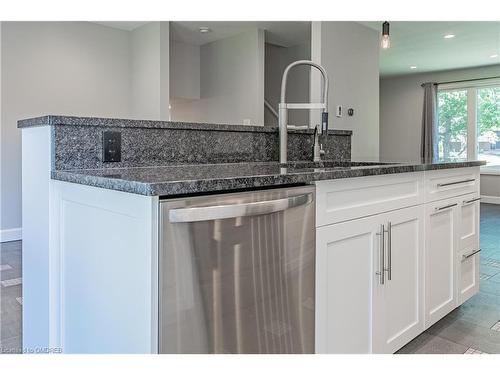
left=376, top=224, right=385, bottom=285
left=435, top=203, right=458, bottom=211
left=462, top=249, right=481, bottom=260
left=463, top=197, right=481, bottom=206
left=437, top=178, right=475, bottom=188
left=385, top=222, right=392, bottom=281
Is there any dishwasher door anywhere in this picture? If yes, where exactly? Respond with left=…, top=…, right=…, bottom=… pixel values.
left=159, top=185, right=315, bottom=354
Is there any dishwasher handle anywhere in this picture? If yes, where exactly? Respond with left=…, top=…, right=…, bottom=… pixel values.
left=168, top=192, right=313, bottom=223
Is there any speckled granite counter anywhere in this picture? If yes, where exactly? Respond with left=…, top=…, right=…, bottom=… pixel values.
left=19, top=115, right=485, bottom=197
left=18, top=115, right=354, bottom=135
left=51, top=159, right=486, bottom=196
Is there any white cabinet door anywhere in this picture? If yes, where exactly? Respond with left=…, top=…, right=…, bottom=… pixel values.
left=424, top=197, right=458, bottom=328
left=458, top=194, right=481, bottom=304
left=316, top=215, right=381, bottom=354
left=373, top=206, right=424, bottom=353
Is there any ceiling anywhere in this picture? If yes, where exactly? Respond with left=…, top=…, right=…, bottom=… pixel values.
left=93, top=21, right=499, bottom=77
left=360, top=21, right=500, bottom=77
left=169, top=21, right=311, bottom=47
left=93, top=21, right=311, bottom=47
left=93, top=21, right=150, bottom=31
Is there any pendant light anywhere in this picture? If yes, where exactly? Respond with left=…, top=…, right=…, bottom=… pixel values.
left=381, top=21, right=390, bottom=49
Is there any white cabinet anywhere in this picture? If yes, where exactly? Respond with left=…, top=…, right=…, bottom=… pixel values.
left=315, top=172, right=424, bottom=226
left=424, top=192, right=481, bottom=328
left=316, top=214, right=380, bottom=354
left=372, top=206, right=424, bottom=354
left=316, top=167, right=481, bottom=354
left=424, top=197, right=458, bottom=327
left=458, top=194, right=481, bottom=304
left=316, top=205, right=424, bottom=354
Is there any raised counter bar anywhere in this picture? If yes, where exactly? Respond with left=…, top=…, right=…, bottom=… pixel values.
left=18, top=115, right=354, bottom=134
left=18, top=115, right=352, bottom=170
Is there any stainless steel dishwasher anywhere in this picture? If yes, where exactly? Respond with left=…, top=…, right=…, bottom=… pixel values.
left=159, top=185, right=315, bottom=354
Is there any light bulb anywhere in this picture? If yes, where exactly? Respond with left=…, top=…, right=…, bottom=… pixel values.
left=381, top=35, right=390, bottom=49
left=381, top=21, right=390, bottom=49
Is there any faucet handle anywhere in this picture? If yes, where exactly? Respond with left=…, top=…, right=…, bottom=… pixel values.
left=321, top=112, right=329, bottom=134
left=314, top=123, right=325, bottom=137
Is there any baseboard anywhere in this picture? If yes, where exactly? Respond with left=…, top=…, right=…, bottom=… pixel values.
left=481, top=195, right=500, bottom=205
left=0, top=228, right=22, bottom=243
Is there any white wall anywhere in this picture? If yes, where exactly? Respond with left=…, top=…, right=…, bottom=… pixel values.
left=264, top=42, right=310, bottom=126
left=380, top=64, right=500, bottom=161
left=0, top=22, right=136, bottom=238
left=170, top=29, right=265, bottom=126
left=130, top=22, right=170, bottom=121
left=480, top=167, right=500, bottom=202
left=169, top=40, right=200, bottom=100
left=312, top=22, right=380, bottom=160
left=481, top=173, right=500, bottom=198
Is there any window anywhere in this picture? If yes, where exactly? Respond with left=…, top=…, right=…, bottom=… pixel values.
left=437, top=79, right=500, bottom=167
left=477, top=86, right=500, bottom=166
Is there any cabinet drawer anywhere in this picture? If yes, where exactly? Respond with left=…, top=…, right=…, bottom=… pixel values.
left=425, top=167, right=480, bottom=203
left=458, top=192, right=480, bottom=253
left=315, top=172, right=424, bottom=226
left=424, top=197, right=458, bottom=328
left=458, top=248, right=480, bottom=304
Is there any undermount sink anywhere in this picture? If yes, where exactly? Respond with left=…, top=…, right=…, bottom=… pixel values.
left=283, top=161, right=401, bottom=173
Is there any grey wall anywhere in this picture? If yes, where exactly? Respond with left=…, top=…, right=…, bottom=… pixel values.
left=312, top=22, right=380, bottom=160
left=170, top=29, right=265, bottom=126
left=169, top=40, right=200, bottom=100
left=481, top=173, right=500, bottom=198
left=264, top=42, right=311, bottom=126
left=1, top=22, right=134, bottom=235
left=130, top=22, right=170, bottom=121
left=379, top=64, right=500, bottom=161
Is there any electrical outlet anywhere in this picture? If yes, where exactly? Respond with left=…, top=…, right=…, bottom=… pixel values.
left=336, top=105, right=342, bottom=118
left=102, top=131, right=122, bottom=162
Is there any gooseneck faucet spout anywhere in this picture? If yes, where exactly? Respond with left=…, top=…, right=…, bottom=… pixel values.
left=278, top=60, right=329, bottom=164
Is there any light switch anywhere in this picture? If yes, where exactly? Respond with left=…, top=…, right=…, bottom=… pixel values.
left=102, top=131, right=122, bottom=162
left=336, top=105, right=342, bottom=118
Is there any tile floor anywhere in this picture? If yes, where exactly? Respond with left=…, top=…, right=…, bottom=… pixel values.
left=0, top=204, right=499, bottom=354
left=398, top=203, right=500, bottom=354
left=0, top=240, right=22, bottom=354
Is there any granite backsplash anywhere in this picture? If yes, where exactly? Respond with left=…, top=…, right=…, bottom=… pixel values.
left=19, top=116, right=352, bottom=170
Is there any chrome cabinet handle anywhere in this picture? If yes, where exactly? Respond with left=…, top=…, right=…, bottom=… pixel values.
left=462, top=249, right=481, bottom=260
left=169, top=193, right=313, bottom=223
left=462, top=197, right=481, bottom=206
left=376, top=224, right=385, bottom=285
left=435, top=203, right=458, bottom=212
left=437, top=178, right=475, bottom=188
left=385, top=222, right=392, bottom=281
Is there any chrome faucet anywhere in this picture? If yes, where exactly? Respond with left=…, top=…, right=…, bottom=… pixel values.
left=278, top=60, right=329, bottom=164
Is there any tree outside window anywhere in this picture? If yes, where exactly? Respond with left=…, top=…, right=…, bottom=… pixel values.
left=477, top=87, right=500, bottom=166
left=437, top=85, right=500, bottom=165
left=437, top=90, right=468, bottom=160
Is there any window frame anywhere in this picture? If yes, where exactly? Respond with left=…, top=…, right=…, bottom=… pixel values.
left=437, top=78, right=500, bottom=169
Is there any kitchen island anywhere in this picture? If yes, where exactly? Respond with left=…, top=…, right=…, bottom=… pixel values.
left=19, top=115, right=485, bottom=354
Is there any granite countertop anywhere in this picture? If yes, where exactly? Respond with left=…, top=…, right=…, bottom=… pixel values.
left=17, top=115, right=353, bottom=136
left=51, top=159, right=486, bottom=197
